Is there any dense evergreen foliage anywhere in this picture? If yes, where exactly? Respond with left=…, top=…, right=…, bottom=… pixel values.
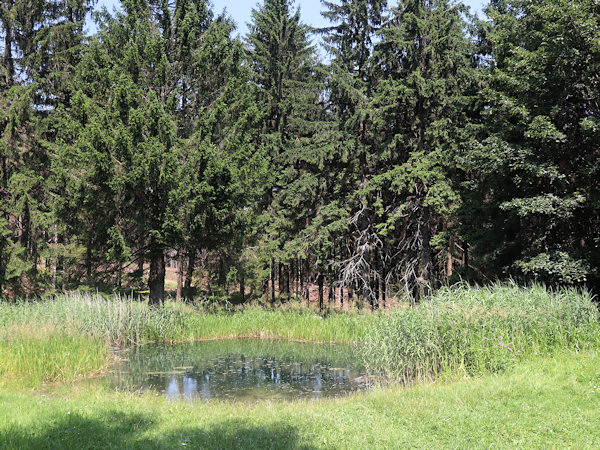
left=1, top=0, right=598, bottom=303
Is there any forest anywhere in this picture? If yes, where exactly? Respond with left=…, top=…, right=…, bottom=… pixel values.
left=2, top=1, right=600, bottom=446
left=1, top=0, right=599, bottom=306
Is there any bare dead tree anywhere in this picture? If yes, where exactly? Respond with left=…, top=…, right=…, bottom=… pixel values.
left=337, top=201, right=386, bottom=307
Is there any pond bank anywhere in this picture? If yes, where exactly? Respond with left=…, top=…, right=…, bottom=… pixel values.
left=1, top=283, right=599, bottom=388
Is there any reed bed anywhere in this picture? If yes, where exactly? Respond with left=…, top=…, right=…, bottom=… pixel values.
left=363, top=283, right=600, bottom=383
left=0, top=293, right=374, bottom=347
left=0, top=294, right=188, bottom=347
left=1, top=283, right=598, bottom=387
left=0, top=324, right=108, bottom=386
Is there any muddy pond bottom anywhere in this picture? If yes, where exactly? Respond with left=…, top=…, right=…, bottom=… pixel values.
left=108, top=339, right=369, bottom=401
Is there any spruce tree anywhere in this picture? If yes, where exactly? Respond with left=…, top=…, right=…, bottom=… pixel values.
left=246, top=0, right=329, bottom=303
left=319, top=0, right=387, bottom=306
left=58, top=0, right=267, bottom=303
left=461, top=0, right=600, bottom=288
left=366, top=0, right=478, bottom=299
left=0, top=0, right=95, bottom=292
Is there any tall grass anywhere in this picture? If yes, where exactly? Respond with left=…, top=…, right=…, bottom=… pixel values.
left=0, top=325, right=108, bottom=386
left=0, top=293, right=374, bottom=347
left=0, top=293, right=189, bottom=346
left=363, top=283, right=600, bottom=382
left=1, top=284, right=598, bottom=387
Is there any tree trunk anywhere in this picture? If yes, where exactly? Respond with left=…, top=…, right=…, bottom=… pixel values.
left=328, top=271, right=333, bottom=308
left=286, top=265, right=290, bottom=298
left=291, top=260, right=295, bottom=297
left=278, top=261, right=282, bottom=297
left=137, top=252, right=144, bottom=278
left=421, top=207, right=432, bottom=299
left=148, top=240, right=165, bottom=306
left=85, top=241, right=92, bottom=283
left=299, top=258, right=305, bottom=297
left=261, top=273, right=268, bottom=298
left=348, top=284, right=354, bottom=310
left=240, top=274, right=245, bottom=303
left=271, top=258, right=276, bottom=304
left=318, top=272, right=324, bottom=312
left=304, top=258, right=310, bottom=307
left=219, top=256, right=226, bottom=290
left=374, top=273, right=380, bottom=310
left=176, top=250, right=183, bottom=301
left=184, top=251, right=195, bottom=290
left=295, top=258, right=300, bottom=297
left=369, top=244, right=375, bottom=310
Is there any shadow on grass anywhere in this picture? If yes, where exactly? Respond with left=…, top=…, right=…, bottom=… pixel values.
left=0, top=411, right=311, bottom=449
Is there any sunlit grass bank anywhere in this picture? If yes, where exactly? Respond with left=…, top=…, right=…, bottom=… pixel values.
left=0, top=283, right=598, bottom=388
left=0, top=293, right=373, bottom=347
left=0, top=325, right=109, bottom=387
left=1, top=351, right=598, bottom=448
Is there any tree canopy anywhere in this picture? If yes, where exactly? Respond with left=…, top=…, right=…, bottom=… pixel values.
left=0, top=0, right=598, bottom=303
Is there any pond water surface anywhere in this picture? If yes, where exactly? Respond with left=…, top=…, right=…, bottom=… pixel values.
left=108, top=339, right=369, bottom=401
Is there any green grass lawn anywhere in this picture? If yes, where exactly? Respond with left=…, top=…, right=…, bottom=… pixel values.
left=1, top=351, right=599, bottom=449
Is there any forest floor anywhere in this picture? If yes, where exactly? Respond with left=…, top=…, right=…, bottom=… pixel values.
left=1, top=351, right=599, bottom=448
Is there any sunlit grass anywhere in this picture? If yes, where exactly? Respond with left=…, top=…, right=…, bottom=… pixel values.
left=0, top=324, right=108, bottom=387
left=1, top=350, right=599, bottom=448
left=364, top=283, right=600, bottom=382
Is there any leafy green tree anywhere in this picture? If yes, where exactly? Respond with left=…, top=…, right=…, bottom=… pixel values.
left=461, top=0, right=600, bottom=288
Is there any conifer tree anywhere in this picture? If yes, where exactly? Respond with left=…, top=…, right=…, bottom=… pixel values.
left=58, top=0, right=267, bottom=304
left=365, top=0, right=478, bottom=299
left=0, top=0, right=95, bottom=292
left=246, top=0, right=328, bottom=302
left=461, top=0, right=600, bottom=288
left=319, top=0, right=387, bottom=306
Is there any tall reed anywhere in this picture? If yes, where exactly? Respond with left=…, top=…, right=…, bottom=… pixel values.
left=0, top=293, right=375, bottom=346
left=363, top=283, right=600, bottom=382
left=0, top=324, right=108, bottom=386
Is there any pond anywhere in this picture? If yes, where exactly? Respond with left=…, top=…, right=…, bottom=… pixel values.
left=107, top=339, right=369, bottom=401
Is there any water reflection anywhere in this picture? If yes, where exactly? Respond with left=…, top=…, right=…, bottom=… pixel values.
left=108, top=339, right=368, bottom=401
